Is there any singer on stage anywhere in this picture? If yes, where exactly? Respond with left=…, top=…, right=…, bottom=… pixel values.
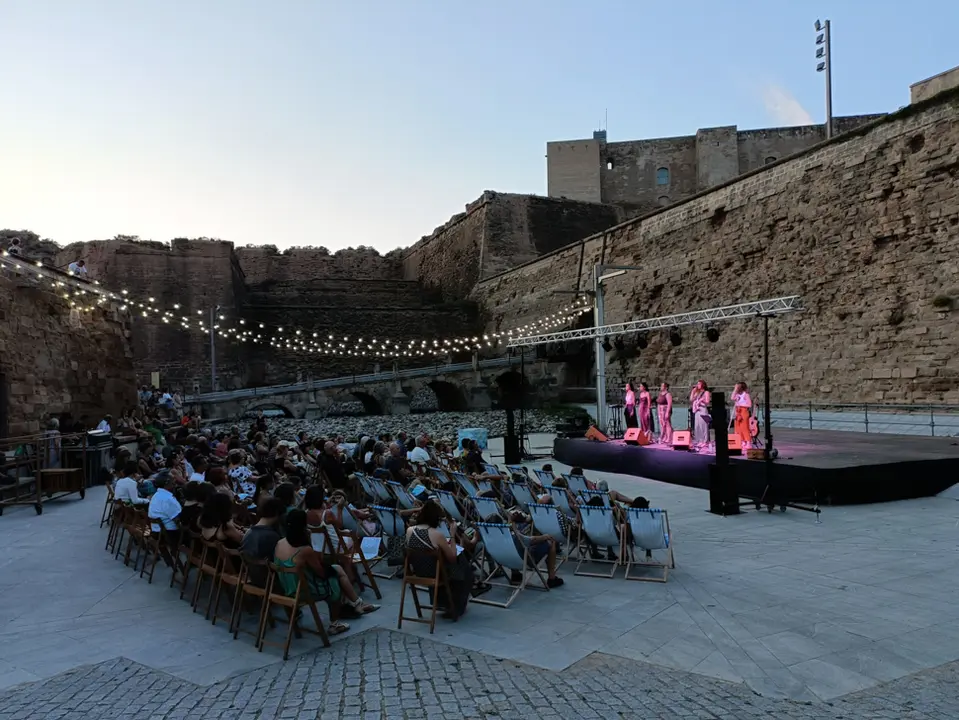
left=624, top=381, right=638, bottom=428
left=690, top=380, right=711, bottom=448
left=731, top=382, right=752, bottom=447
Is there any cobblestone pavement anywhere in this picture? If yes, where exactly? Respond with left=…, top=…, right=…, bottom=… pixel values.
left=0, top=629, right=956, bottom=720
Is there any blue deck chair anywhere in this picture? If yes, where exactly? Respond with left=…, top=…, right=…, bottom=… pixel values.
left=469, top=522, right=550, bottom=609
left=574, top=505, right=625, bottom=579
left=434, top=489, right=466, bottom=523
left=526, top=503, right=576, bottom=567
left=624, top=508, right=674, bottom=582
left=563, top=474, right=590, bottom=494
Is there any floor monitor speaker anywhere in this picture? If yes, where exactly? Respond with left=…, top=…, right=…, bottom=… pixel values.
left=728, top=436, right=743, bottom=456
left=585, top=426, right=609, bottom=443
left=624, top=428, right=651, bottom=446
left=672, top=430, right=691, bottom=451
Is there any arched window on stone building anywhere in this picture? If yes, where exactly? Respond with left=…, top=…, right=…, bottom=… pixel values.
left=656, top=167, right=670, bottom=185
left=764, top=156, right=777, bottom=165
left=606, top=159, right=614, bottom=170
left=657, top=196, right=670, bottom=207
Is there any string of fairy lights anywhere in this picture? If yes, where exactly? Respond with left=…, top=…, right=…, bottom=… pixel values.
left=0, top=250, right=592, bottom=359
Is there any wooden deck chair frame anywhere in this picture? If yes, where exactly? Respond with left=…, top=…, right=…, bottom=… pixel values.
left=624, top=508, right=675, bottom=583
left=545, top=485, right=577, bottom=519
left=324, top=510, right=383, bottom=599
left=526, top=503, right=576, bottom=568
left=428, top=466, right=451, bottom=486
left=368, top=476, right=395, bottom=504
left=258, top=564, right=331, bottom=661
left=473, top=478, right=495, bottom=495
left=482, top=463, right=500, bottom=476
left=397, top=547, right=459, bottom=634
left=470, top=523, right=550, bottom=609
left=574, top=505, right=626, bottom=579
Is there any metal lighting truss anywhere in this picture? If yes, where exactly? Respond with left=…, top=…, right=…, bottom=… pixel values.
left=506, top=296, right=803, bottom=348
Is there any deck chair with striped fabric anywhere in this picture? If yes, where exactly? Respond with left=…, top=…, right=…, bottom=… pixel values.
left=369, top=505, right=407, bottom=579
left=366, top=475, right=395, bottom=504
left=624, top=508, right=674, bottom=583
left=449, top=471, right=478, bottom=497
left=469, top=522, right=550, bottom=609
left=526, top=503, right=575, bottom=566
left=505, top=465, right=528, bottom=479
left=533, top=468, right=554, bottom=487
left=577, top=489, right=612, bottom=507
left=387, top=480, right=418, bottom=510
left=474, top=478, right=495, bottom=495
left=434, top=489, right=466, bottom=523
left=482, top=463, right=500, bottom=476
left=470, top=495, right=503, bottom=523
left=546, top=485, right=577, bottom=519
left=563, top=474, right=590, bottom=494
left=574, top=505, right=625, bottom=579
left=428, top=466, right=451, bottom=486
left=506, top=481, right=537, bottom=508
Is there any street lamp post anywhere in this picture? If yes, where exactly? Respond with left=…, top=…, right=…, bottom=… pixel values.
left=592, top=264, right=642, bottom=433
left=815, top=19, right=833, bottom=139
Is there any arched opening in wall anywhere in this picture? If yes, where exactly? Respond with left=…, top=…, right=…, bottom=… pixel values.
left=410, top=385, right=438, bottom=413
left=606, top=159, right=614, bottom=170
left=350, top=391, right=383, bottom=416
left=245, top=403, right=294, bottom=419
left=656, top=167, right=670, bottom=186
left=764, top=156, right=777, bottom=165
left=657, top=196, right=670, bottom=207
left=428, top=381, right=468, bottom=412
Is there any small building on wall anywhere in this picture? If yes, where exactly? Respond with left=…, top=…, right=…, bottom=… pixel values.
left=546, top=115, right=884, bottom=215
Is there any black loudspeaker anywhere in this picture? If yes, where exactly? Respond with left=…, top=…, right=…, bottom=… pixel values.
left=708, top=392, right=740, bottom=515
left=504, top=408, right=520, bottom=465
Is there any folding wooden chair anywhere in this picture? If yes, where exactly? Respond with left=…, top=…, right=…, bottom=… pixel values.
left=386, top=480, right=417, bottom=510
left=211, top=544, right=244, bottom=627
left=506, top=481, right=537, bottom=509
left=397, top=547, right=459, bottom=634
left=100, top=483, right=117, bottom=528
left=449, top=471, right=478, bottom=498
left=574, top=505, right=625, bottom=579
left=470, top=522, right=550, bottom=609
left=105, top=502, right=126, bottom=553
left=577, top=489, right=612, bottom=507
left=624, top=508, right=674, bottom=583
left=175, top=529, right=203, bottom=596
left=470, top=495, right=503, bottom=523
left=533, top=469, right=554, bottom=487
left=258, top=564, right=331, bottom=660
left=191, top=539, right=221, bottom=618
left=234, top=555, right=275, bottom=646
left=121, top=508, right=150, bottom=570
left=141, top=517, right=175, bottom=584
left=546, top=485, right=577, bottom=519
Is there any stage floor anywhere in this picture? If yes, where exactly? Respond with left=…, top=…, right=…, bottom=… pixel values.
left=554, top=428, right=959, bottom=505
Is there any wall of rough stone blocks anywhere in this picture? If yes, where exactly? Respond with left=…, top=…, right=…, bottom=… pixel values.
left=476, top=91, right=959, bottom=405
left=55, top=238, right=245, bottom=392
left=235, top=246, right=402, bottom=286
left=0, top=275, right=136, bottom=436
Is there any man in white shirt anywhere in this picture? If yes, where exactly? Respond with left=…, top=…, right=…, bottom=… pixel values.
left=148, top=473, right=182, bottom=567
left=96, top=414, right=112, bottom=433
left=114, top=461, right=149, bottom=505
left=407, top=435, right=431, bottom=464
left=188, top=456, right=207, bottom=482
left=68, top=259, right=88, bottom=277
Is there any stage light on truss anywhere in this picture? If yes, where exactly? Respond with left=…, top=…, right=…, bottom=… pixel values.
left=637, top=332, right=649, bottom=350
left=602, top=337, right=613, bottom=352
left=613, top=336, right=626, bottom=352
left=705, top=326, right=720, bottom=342
left=669, top=328, right=682, bottom=346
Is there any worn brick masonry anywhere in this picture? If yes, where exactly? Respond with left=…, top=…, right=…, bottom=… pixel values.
left=477, top=90, right=959, bottom=404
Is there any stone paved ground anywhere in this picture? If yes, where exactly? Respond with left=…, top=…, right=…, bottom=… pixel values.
left=0, top=629, right=957, bottom=720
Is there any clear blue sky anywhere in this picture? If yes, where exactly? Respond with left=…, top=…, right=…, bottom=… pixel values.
left=2, top=1, right=955, bottom=251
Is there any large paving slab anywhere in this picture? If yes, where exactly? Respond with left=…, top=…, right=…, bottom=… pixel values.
left=0, top=432, right=958, bottom=710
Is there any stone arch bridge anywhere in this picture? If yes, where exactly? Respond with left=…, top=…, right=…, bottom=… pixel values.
left=187, top=357, right=554, bottom=420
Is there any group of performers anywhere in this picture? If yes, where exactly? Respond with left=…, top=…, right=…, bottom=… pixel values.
left=623, top=379, right=755, bottom=450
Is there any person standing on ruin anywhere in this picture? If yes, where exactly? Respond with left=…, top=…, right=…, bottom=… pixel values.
left=68, top=259, right=88, bottom=278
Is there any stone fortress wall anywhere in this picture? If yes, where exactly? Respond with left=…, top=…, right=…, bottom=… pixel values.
left=477, top=85, right=959, bottom=404
left=547, top=115, right=884, bottom=215
left=0, top=273, right=135, bottom=435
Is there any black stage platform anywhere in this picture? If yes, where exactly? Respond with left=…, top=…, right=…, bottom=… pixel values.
left=554, top=428, right=959, bottom=505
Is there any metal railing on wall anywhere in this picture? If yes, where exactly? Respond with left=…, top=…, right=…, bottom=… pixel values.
left=185, top=356, right=519, bottom=404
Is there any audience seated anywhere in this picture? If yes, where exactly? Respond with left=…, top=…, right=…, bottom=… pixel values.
left=405, top=500, right=474, bottom=618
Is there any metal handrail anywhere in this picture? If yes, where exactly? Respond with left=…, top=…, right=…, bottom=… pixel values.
left=186, top=356, right=517, bottom=403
